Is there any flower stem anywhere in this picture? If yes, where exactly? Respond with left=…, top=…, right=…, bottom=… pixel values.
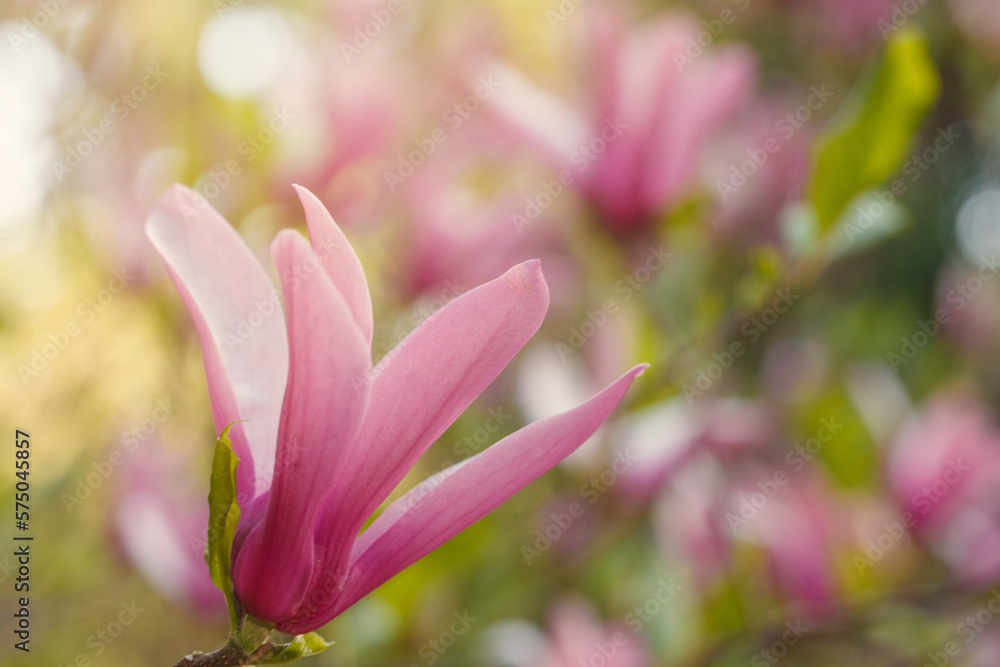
left=171, top=616, right=276, bottom=667
left=170, top=643, right=247, bottom=666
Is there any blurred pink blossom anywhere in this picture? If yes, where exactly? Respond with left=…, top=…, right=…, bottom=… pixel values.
left=538, top=597, right=648, bottom=667
left=733, top=469, right=843, bottom=614
left=617, top=398, right=772, bottom=503
left=112, top=445, right=226, bottom=615
left=270, top=52, right=408, bottom=226
left=654, top=453, right=732, bottom=586
left=81, top=130, right=184, bottom=284
left=886, top=394, right=1000, bottom=584
left=488, top=5, right=756, bottom=231
left=710, top=98, right=810, bottom=243
left=394, top=133, right=577, bottom=302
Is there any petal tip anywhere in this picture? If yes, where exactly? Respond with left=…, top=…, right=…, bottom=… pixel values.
left=499, top=259, right=549, bottom=320
left=270, top=227, right=306, bottom=257
left=148, top=182, right=186, bottom=214
left=146, top=183, right=202, bottom=241
left=292, top=183, right=347, bottom=240
left=618, top=363, right=649, bottom=388
left=507, top=259, right=547, bottom=294
left=290, top=183, right=312, bottom=200
left=291, top=183, right=317, bottom=206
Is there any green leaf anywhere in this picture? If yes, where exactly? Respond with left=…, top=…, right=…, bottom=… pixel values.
left=259, top=633, right=333, bottom=664
left=205, top=421, right=244, bottom=627
left=809, top=29, right=940, bottom=230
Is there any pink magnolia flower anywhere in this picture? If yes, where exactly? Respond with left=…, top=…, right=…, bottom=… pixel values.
left=731, top=466, right=915, bottom=615
left=886, top=394, right=1000, bottom=584
left=617, top=398, right=772, bottom=504
left=537, top=597, right=648, bottom=667
left=269, top=54, right=407, bottom=227
left=145, top=183, right=645, bottom=634
left=488, top=5, right=755, bottom=231
left=394, top=131, right=576, bottom=301
left=482, top=597, right=648, bottom=667
left=733, top=469, right=843, bottom=614
left=709, top=98, right=810, bottom=244
left=653, top=453, right=732, bottom=586
left=658, top=451, right=861, bottom=614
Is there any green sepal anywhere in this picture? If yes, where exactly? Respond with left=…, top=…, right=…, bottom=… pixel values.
left=258, top=632, right=333, bottom=663
left=808, top=28, right=940, bottom=230
left=205, top=421, right=245, bottom=627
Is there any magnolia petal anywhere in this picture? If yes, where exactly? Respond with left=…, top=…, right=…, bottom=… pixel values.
left=146, top=184, right=288, bottom=502
left=293, top=184, right=374, bottom=346
left=299, top=261, right=549, bottom=623
left=486, top=60, right=592, bottom=174
left=642, top=43, right=756, bottom=209
left=232, top=230, right=371, bottom=624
